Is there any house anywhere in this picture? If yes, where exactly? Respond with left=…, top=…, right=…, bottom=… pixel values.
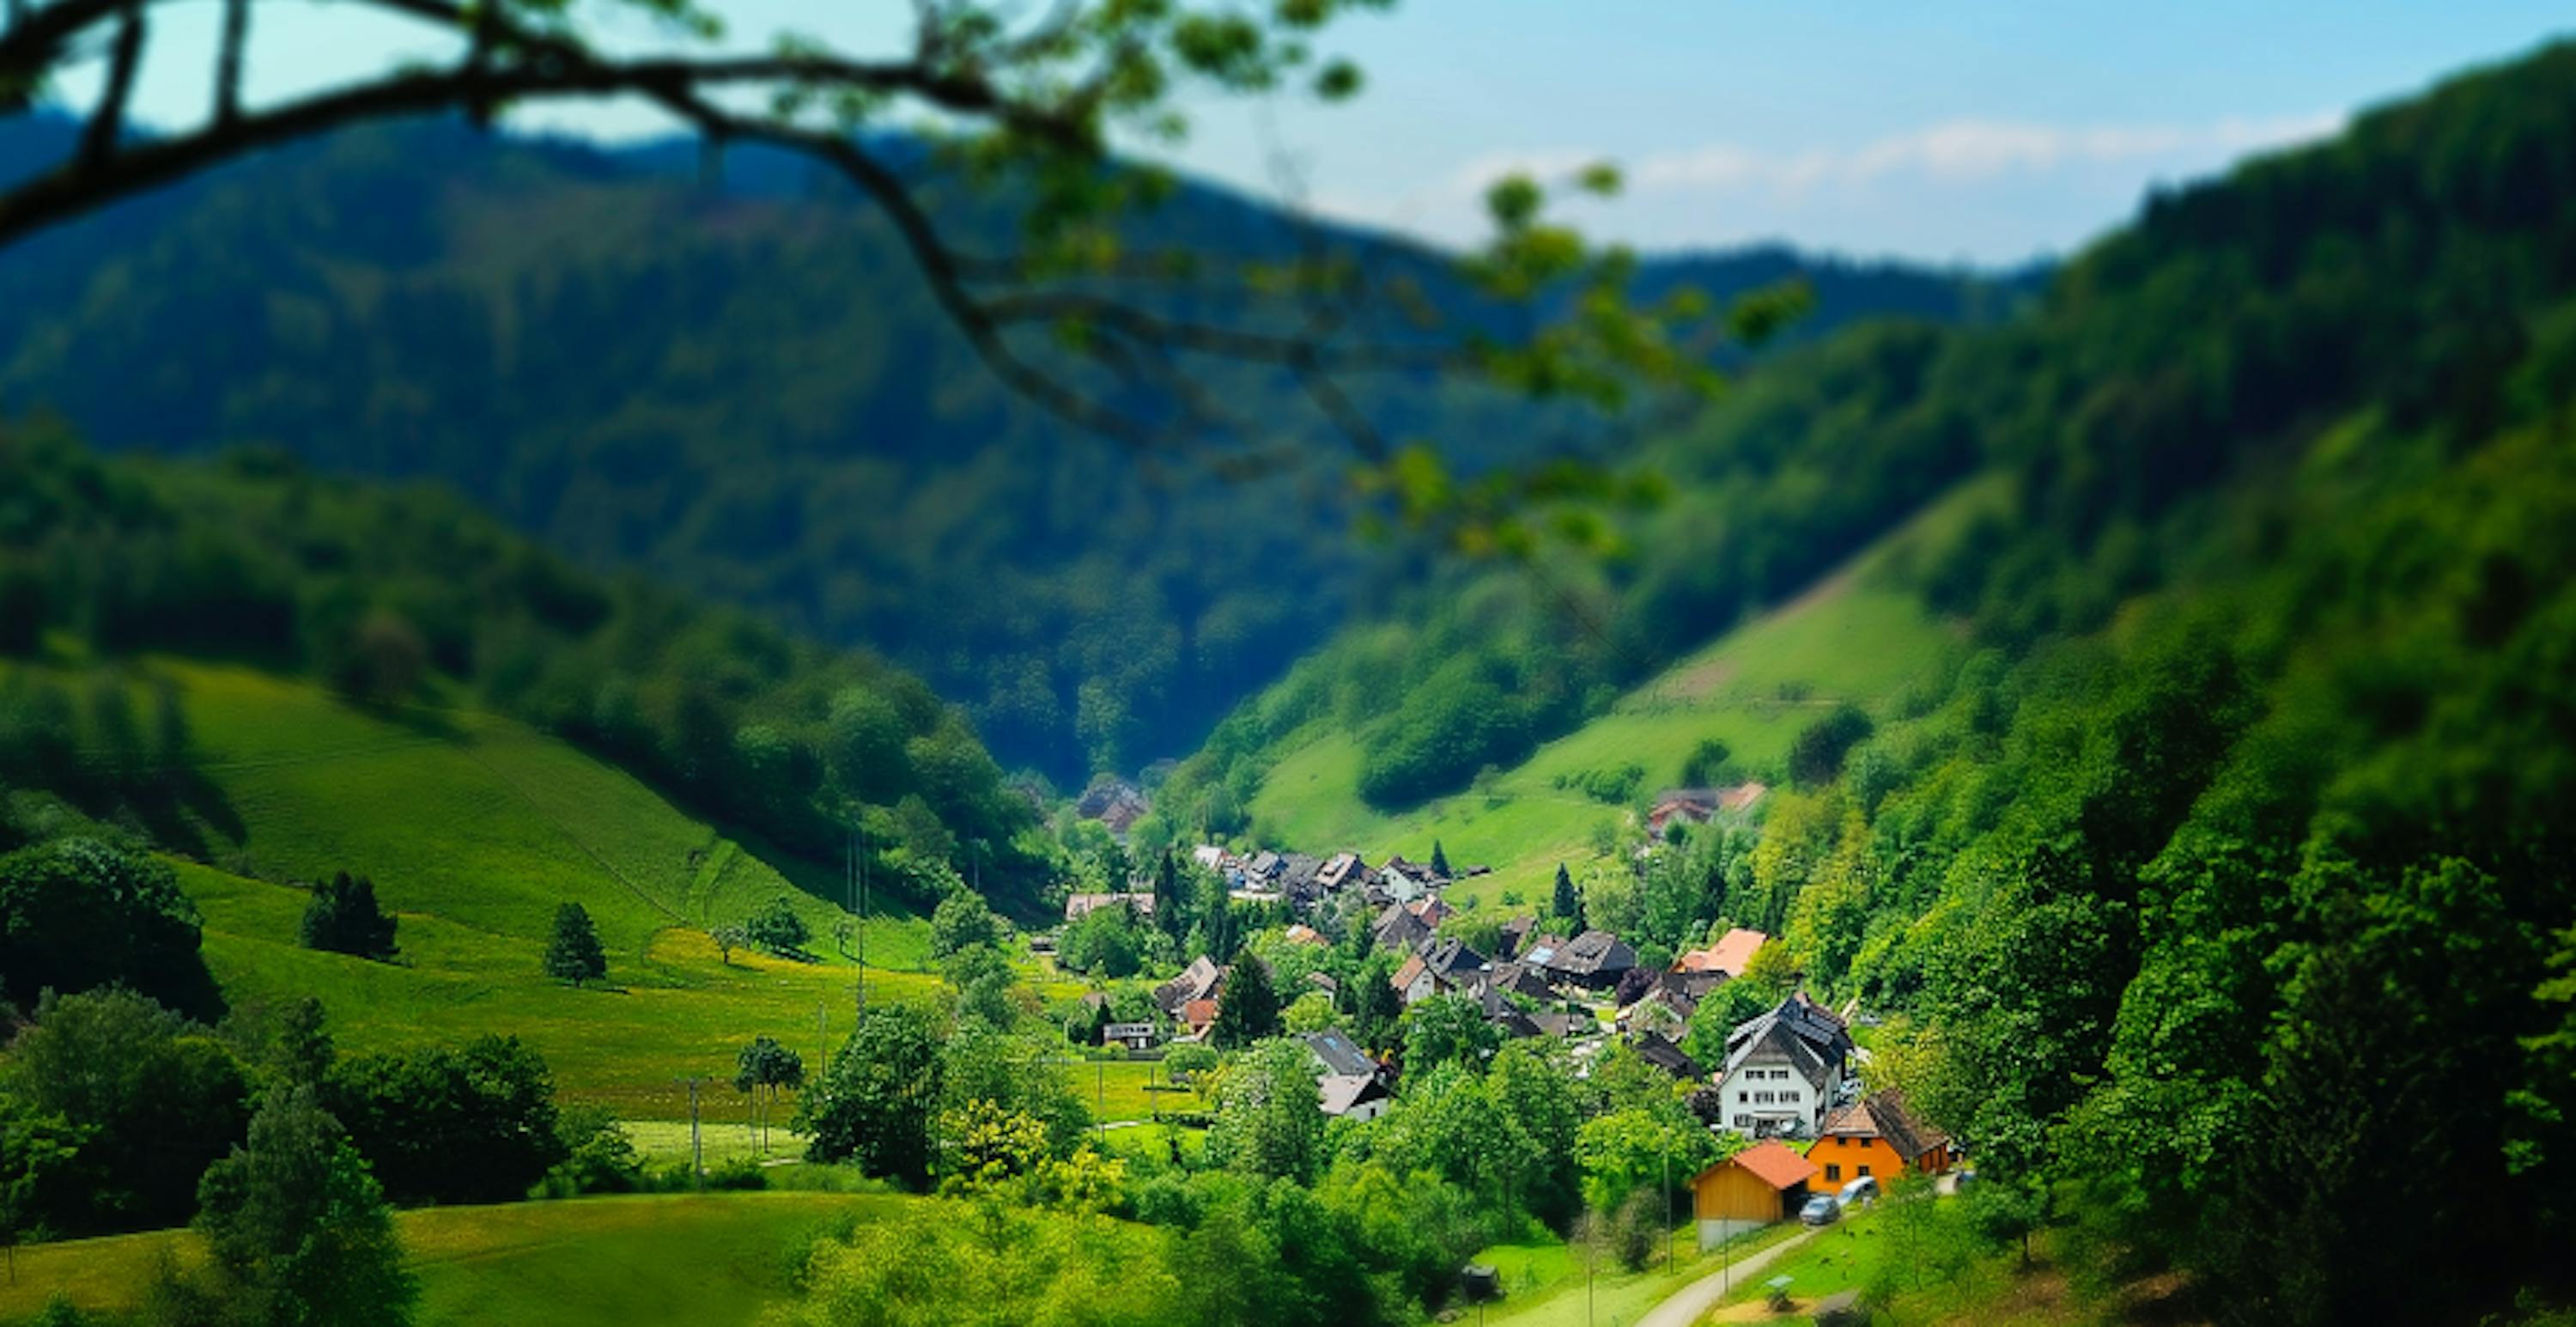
left=1102, top=1021, right=1161, bottom=1051
left=1711, top=995, right=1858, bottom=1138
left=1478, top=960, right=1556, bottom=1004
left=1319, top=1073, right=1393, bottom=1121
left=1305, top=970, right=1340, bottom=999
left=1190, top=843, right=1231, bottom=873
left=1316, top=852, right=1368, bottom=892
left=1406, top=895, right=1455, bottom=928
left=1814, top=1090, right=1953, bottom=1190
left=1541, top=929, right=1639, bottom=991
left=1392, top=936, right=1489, bottom=1005
left=1245, top=850, right=1285, bottom=881
left=1278, top=854, right=1323, bottom=894
left=1064, top=892, right=1156, bottom=923
left=1077, top=779, right=1151, bottom=829
left=1371, top=901, right=1434, bottom=953
left=1303, top=1029, right=1381, bottom=1080
left=1283, top=923, right=1329, bottom=947
left=1180, top=998, right=1220, bottom=1039
left=1632, top=1030, right=1705, bottom=1080
left=1676, top=927, right=1769, bottom=980
left=1155, top=955, right=1224, bottom=1018
left=1618, top=978, right=1699, bottom=1038
left=1379, top=855, right=1441, bottom=902
left=1496, top=916, right=1535, bottom=961
left=1692, top=1140, right=1818, bottom=1245
left=1645, top=783, right=1767, bottom=837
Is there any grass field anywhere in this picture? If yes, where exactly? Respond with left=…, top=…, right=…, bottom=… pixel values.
left=0, top=660, right=961, bottom=1122
left=0, top=1192, right=914, bottom=1326
left=1246, top=483, right=1998, bottom=904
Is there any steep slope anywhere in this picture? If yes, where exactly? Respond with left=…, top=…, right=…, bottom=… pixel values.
left=0, top=114, right=2030, bottom=780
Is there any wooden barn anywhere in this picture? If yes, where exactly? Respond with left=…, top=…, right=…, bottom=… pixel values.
left=1691, top=1139, right=1817, bottom=1246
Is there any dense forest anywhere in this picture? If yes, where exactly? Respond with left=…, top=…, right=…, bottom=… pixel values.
left=0, top=427, right=1048, bottom=905
left=0, top=115, right=2031, bottom=783
left=1168, top=40, right=2576, bottom=1323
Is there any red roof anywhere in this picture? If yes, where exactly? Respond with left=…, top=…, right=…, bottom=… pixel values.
left=1727, top=1140, right=1818, bottom=1191
left=1182, top=998, right=1218, bottom=1031
left=1676, top=927, right=1767, bottom=977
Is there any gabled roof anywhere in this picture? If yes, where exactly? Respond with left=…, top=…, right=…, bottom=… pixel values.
left=1316, top=852, right=1367, bottom=891
left=1155, top=955, right=1223, bottom=1014
left=1319, top=1073, right=1391, bottom=1117
left=1480, top=960, right=1555, bottom=1002
left=1721, top=995, right=1856, bottom=1090
left=1496, top=916, right=1536, bottom=961
left=1391, top=953, right=1430, bottom=992
left=1304, top=1029, right=1378, bottom=1079
left=1246, top=850, right=1284, bottom=877
left=1419, top=935, right=1488, bottom=981
left=1820, top=1090, right=1949, bottom=1163
left=1182, top=998, right=1219, bottom=1032
left=1284, top=923, right=1328, bottom=947
left=1372, top=902, right=1433, bottom=952
left=1550, top=929, right=1638, bottom=977
left=1633, top=1030, right=1705, bottom=1080
left=1279, top=854, right=1324, bottom=889
left=1064, top=892, right=1156, bottom=922
left=1716, top=1140, right=1817, bottom=1191
left=1406, top=895, right=1455, bottom=927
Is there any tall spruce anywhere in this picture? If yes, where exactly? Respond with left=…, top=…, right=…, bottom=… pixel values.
left=544, top=903, right=607, bottom=988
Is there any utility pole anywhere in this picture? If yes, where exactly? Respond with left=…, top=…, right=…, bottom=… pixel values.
left=676, top=1077, right=705, bottom=1191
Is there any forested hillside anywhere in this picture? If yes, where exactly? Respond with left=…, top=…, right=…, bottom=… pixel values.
left=0, top=114, right=2028, bottom=782
left=1168, top=40, right=2576, bottom=1323
left=0, top=426, right=1046, bottom=904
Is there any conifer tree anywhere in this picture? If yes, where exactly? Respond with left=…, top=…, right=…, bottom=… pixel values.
left=544, top=903, right=607, bottom=988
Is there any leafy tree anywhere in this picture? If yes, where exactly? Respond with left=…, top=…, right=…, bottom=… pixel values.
left=191, top=1086, right=416, bottom=1327
left=1788, top=704, right=1874, bottom=787
left=1346, top=949, right=1406, bottom=1054
left=1206, top=1038, right=1323, bottom=1184
left=1282, top=989, right=1341, bottom=1034
left=542, top=902, right=607, bottom=987
left=733, top=1036, right=806, bottom=1155
left=930, top=892, right=1003, bottom=959
left=300, top=871, right=398, bottom=960
left=944, top=944, right=1019, bottom=1027
left=0, top=1098, right=87, bottom=1282
left=743, top=896, right=811, bottom=958
left=1400, top=994, right=1497, bottom=1077
left=9, top=988, right=250, bottom=1233
left=708, top=923, right=749, bottom=966
left=1681, top=737, right=1735, bottom=788
left=1211, top=959, right=1280, bottom=1050
left=932, top=1099, right=1049, bottom=1196
left=0, top=837, right=216, bottom=1017
left=546, top=1105, right=642, bottom=1196
left=1057, top=901, right=1148, bottom=977
left=1163, top=1044, right=1220, bottom=1108
left=324, top=1036, right=564, bottom=1206
left=799, top=1004, right=943, bottom=1188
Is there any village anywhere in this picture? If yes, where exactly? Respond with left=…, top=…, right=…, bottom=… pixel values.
left=1045, top=780, right=1958, bottom=1255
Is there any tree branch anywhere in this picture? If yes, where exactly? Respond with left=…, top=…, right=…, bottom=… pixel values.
left=76, top=0, right=139, bottom=168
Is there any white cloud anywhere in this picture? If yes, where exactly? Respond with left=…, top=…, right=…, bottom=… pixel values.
left=1461, top=111, right=2345, bottom=200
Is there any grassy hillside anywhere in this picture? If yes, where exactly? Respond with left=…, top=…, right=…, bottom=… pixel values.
left=5, top=656, right=944, bottom=1119
left=0, top=1191, right=913, bottom=1326
left=1243, top=481, right=1996, bottom=902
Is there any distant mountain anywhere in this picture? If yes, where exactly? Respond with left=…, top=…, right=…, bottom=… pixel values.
left=0, top=112, right=2031, bottom=783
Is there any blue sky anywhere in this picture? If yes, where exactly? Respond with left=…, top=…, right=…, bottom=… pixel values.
left=55, top=0, right=2576, bottom=265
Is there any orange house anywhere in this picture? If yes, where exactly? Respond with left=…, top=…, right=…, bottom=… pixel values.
left=1691, top=1140, right=1816, bottom=1246
left=1814, top=1090, right=1953, bottom=1191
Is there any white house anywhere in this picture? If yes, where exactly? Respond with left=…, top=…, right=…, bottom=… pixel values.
left=1711, top=995, right=1857, bottom=1139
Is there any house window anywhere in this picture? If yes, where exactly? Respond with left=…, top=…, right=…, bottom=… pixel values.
left=1824, top=1164, right=1841, bottom=1183
left=1734, top=1115, right=1753, bottom=1128
left=1858, top=1165, right=1873, bottom=1178
left=1736, top=1092, right=1748, bottom=1103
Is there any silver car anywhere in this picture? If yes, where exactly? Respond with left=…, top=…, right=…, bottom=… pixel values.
left=1798, top=1194, right=1841, bottom=1226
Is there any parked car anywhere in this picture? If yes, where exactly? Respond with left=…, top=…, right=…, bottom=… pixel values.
left=1838, top=1175, right=1880, bottom=1208
left=1798, top=1194, right=1841, bottom=1226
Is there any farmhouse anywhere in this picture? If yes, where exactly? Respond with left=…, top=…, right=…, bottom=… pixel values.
left=1711, top=994, right=1857, bottom=1138
left=1315, top=852, right=1369, bottom=892
left=1814, top=1090, right=1953, bottom=1188
left=1392, top=935, right=1489, bottom=1005
left=1155, top=955, right=1224, bottom=1018
left=1371, top=901, right=1434, bottom=953
left=1063, top=892, right=1155, bottom=922
left=1319, top=1073, right=1393, bottom=1121
left=1692, top=1140, right=1819, bottom=1245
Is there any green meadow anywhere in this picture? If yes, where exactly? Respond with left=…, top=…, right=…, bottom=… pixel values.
left=0, top=1192, right=917, bottom=1326
left=39, top=660, right=953, bottom=1121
